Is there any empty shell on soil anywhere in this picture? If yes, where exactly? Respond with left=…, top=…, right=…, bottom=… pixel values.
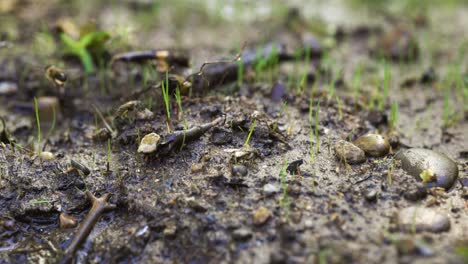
left=354, top=133, right=390, bottom=157
left=395, top=148, right=458, bottom=190
left=60, top=213, right=78, bottom=229
left=224, top=146, right=259, bottom=160
left=334, top=140, right=366, bottom=164
left=138, top=132, right=161, bottom=154
left=39, top=151, right=55, bottom=160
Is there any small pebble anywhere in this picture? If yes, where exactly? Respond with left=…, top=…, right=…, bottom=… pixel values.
left=364, top=189, right=377, bottom=202
left=59, top=213, right=77, bottom=229
left=0, top=81, right=17, bottom=95
left=210, top=128, right=232, bottom=145
left=397, top=206, right=450, bottom=233
left=163, top=222, right=177, bottom=239
left=232, top=228, right=252, bottom=241
left=263, top=183, right=280, bottom=196
left=39, top=151, right=55, bottom=161
left=396, top=148, right=458, bottom=190
left=232, top=164, right=248, bottom=177
left=334, top=140, right=366, bottom=164
left=354, top=134, right=390, bottom=157
left=186, top=197, right=208, bottom=212
left=287, top=159, right=303, bottom=175
left=136, top=108, right=154, bottom=121
left=253, top=206, right=271, bottom=226
left=403, top=184, right=427, bottom=201
left=138, top=132, right=161, bottom=154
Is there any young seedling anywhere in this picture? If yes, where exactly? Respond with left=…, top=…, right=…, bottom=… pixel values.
left=442, top=87, right=452, bottom=128
left=352, top=63, right=362, bottom=105
left=379, top=61, right=391, bottom=111
left=244, top=119, right=257, bottom=147
left=314, top=101, right=320, bottom=153
left=161, top=71, right=173, bottom=132
left=389, top=100, right=399, bottom=130
left=106, top=139, right=111, bottom=173
left=33, top=97, right=41, bottom=155
left=93, top=105, right=115, bottom=135
left=327, top=67, right=341, bottom=100
left=387, top=159, right=395, bottom=185
left=308, top=99, right=315, bottom=163
left=60, top=31, right=110, bottom=74
left=336, top=95, right=343, bottom=121
left=237, top=45, right=244, bottom=87
left=175, top=87, right=188, bottom=151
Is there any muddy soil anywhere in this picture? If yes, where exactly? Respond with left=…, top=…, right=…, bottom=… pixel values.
left=0, top=1, right=467, bottom=263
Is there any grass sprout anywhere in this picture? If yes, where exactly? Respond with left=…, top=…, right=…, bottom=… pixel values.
left=161, top=71, right=173, bottom=132
left=33, top=97, right=41, bottom=155
left=244, top=119, right=257, bottom=147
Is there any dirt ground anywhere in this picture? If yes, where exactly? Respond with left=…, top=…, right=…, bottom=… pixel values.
left=0, top=0, right=467, bottom=263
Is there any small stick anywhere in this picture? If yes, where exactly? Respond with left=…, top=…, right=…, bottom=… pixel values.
left=61, top=191, right=116, bottom=263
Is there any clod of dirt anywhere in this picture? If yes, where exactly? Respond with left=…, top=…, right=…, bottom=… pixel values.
left=397, top=206, right=450, bottom=233
left=286, top=159, right=303, bottom=175
left=374, top=28, right=419, bottom=61
left=210, top=127, right=232, bottom=145
left=387, top=130, right=400, bottom=148
left=232, top=164, right=248, bottom=177
left=334, top=140, right=366, bottom=164
left=163, top=222, right=177, bottom=239
left=403, top=183, right=428, bottom=201
left=138, top=132, right=161, bottom=154
left=396, top=148, right=459, bottom=190
left=92, top=127, right=111, bottom=141
left=0, top=117, right=10, bottom=142
left=136, top=108, right=154, bottom=121
left=354, top=133, right=390, bottom=157
left=253, top=206, right=271, bottom=226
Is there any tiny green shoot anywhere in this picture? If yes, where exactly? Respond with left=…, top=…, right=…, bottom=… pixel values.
left=237, top=49, right=244, bottom=87
left=107, top=138, right=111, bottom=173
left=93, top=105, right=114, bottom=134
left=353, top=63, right=361, bottom=104
left=389, top=100, right=399, bottom=130
left=443, top=87, right=452, bottom=128
left=379, top=61, right=391, bottom=111
left=60, top=31, right=110, bottom=73
left=161, top=71, right=173, bottom=132
left=336, top=95, right=343, bottom=121
left=46, top=105, right=56, bottom=138
left=175, top=87, right=188, bottom=151
left=314, top=101, right=320, bottom=153
left=34, top=97, right=41, bottom=155
left=244, top=119, right=256, bottom=147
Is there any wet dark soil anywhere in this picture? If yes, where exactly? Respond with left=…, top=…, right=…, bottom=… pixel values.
left=0, top=1, right=467, bottom=263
